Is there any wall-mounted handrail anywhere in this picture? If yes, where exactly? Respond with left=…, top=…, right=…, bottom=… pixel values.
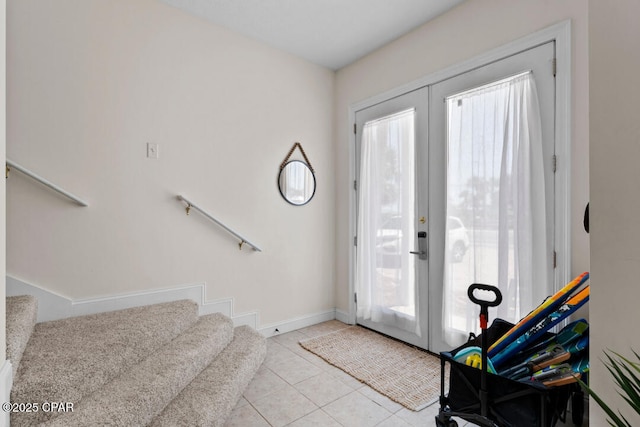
left=177, top=195, right=262, bottom=252
left=6, top=159, right=89, bottom=207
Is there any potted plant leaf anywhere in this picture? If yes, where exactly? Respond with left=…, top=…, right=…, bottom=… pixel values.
left=578, top=349, right=640, bottom=426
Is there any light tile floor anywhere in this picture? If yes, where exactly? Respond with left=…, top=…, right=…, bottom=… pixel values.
left=224, top=321, right=586, bottom=427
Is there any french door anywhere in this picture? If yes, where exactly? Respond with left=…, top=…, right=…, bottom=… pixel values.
left=428, top=42, right=555, bottom=353
left=354, top=41, right=556, bottom=354
left=354, top=87, right=429, bottom=349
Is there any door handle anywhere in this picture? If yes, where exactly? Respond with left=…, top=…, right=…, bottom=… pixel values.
left=410, top=231, right=427, bottom=260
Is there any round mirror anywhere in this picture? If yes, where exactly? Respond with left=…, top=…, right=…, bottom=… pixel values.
left=278, top=160, right=316, bottom=206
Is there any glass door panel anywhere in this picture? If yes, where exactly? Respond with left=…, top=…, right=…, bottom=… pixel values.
left=354, top=87, right=428, bottom=349
left=429, top=42, right=556, bottom=353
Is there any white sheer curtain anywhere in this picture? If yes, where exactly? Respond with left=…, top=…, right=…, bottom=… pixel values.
left=355, top=109, right=420, bottom=336
left=443, top=72, right=549, bottom=346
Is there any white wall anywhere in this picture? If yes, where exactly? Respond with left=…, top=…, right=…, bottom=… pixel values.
left=333, top=0, right=590, bottom=319
left=6, top=0, right=335, bottom=327
left=0, top=0, right=8, bottom=424
left=589, top=1, right=640, bottom=424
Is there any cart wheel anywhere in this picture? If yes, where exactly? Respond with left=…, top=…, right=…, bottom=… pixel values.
left=434, top=416, right=458, bottom=427
left=572, top=390, right=584, bottom=426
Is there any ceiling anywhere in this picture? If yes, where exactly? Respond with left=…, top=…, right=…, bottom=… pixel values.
left=160, top=0, right=466, bottom=70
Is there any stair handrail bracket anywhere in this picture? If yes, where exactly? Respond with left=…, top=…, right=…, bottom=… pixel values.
left=177, top=195, right=262, bottom=252
left=6, top=159, right=89, bottom=207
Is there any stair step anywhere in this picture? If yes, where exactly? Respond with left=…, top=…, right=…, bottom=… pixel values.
left=5, top=295, right=38, bottom=378
left=11, top=299, right=199, bottom=427
left=42, top=312, right=234, bottom=427
left=150, top=325, right=267, bottom=427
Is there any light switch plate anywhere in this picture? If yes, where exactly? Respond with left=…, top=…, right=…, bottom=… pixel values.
left=147, top=143, right=159, bottom=159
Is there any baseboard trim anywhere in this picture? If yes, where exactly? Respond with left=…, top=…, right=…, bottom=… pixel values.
left=6, top=275, right=258, bottom=328
left=335, top=309, right=352, bottom=325
left=6, top=276, right=337, bottom=335
left=0, top=359, right=12, bottom=427
left=258, top=309, right=337, bottom=338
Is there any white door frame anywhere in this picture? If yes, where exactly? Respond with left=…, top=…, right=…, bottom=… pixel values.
left=347, top=20, right=572, bottom=325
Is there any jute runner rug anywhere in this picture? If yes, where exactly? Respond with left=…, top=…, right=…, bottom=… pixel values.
left=299, top=325, right=444, bottom=411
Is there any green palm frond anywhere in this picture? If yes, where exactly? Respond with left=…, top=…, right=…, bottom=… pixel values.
left=578, top=349, right=640, bottom=427
left=577, top=375, right=630, bottom=427
left=606, top=351, right=640, bottom=415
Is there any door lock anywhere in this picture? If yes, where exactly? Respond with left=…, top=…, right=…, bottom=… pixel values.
left=409, top=231, right=427, bottom=260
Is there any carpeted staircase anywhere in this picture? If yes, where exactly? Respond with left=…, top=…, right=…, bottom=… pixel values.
left=6, top=295, right=266, bottom=426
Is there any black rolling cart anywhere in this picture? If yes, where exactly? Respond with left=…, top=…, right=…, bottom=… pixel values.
left=435, top=284, right=583, bottom=427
